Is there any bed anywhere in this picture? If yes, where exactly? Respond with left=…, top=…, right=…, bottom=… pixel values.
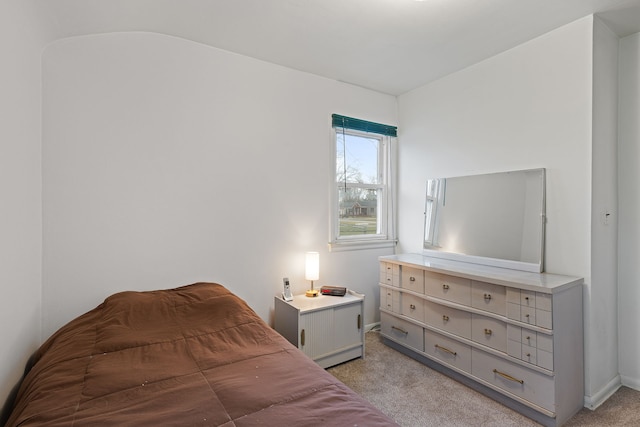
left=5, top=282, right=397, bottom=426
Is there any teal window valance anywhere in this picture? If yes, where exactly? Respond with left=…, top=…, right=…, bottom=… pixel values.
left=331, top=114, right=397, bottom=137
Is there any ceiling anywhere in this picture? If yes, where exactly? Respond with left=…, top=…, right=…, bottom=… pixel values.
left=34, top=0, right=640, bottom=95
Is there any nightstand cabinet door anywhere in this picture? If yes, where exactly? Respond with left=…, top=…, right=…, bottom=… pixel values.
left=333, top=303, right=363, bottom=350
left=299, top=310, right=333, bottom=358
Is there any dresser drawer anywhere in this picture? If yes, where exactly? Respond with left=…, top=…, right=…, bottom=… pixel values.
left=380, top=288, right=390, bottom=310
left=471, top=313, right=507, bottom=353
left=380, top=262, right=400, bottom=287
left=521, top=290, right=536, bottom=308
left=506, top=325, right=554, bottom=370
left=380, top=288, right=400, bottom=313
left=536, top=308, right=552, bottom=329
left=521, top=344, right=537, bottom=365
left=509, top=342, right=551, bottom=368
left=424, top=272, right=471, bottom=305
left=424, top=300, right=471, bottom=339
left=401, top=293, right=424, bottom=322
left=537, top=333, right=553, bottom=353
left=519, top=306, right=553, bottom=330
left=507, top=324, right=522, bottom=342
left=401, top=266, right=424, bottom=293
left=537, top=349, right=553, bottom=371
left=519, top=306, right=552, bottom=329
left=507, top=302, right=521, bottom=321
left=506, top=288, right=521, bottom=304
left=536, top=333, right=554, bottom=370
left=471, top=281, right=506, bottom=316
left=508, top=324, right=539, bottom=345
left=536, top=293, right=552, bottom=311
left=521, top=329, right=537, bottom=348
left=425, top=329, right=471, bottom=374
left=381, top=312, right=424, bottom=352
left=521, top=306, right=536, bottom=326
left=472, top=348, right=555, bottom=412
left=506, top=289, right=553, bottom=329
left=507, top=339, right=522, bottom=359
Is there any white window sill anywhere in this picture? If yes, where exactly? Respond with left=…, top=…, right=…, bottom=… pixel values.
left=328, top=239, right=397, bottom=252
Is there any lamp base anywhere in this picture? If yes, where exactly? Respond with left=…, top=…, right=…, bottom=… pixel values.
left=305, top=289, right=319, bottom=297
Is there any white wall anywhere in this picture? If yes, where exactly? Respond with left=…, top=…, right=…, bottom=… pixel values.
left=397, top=16, right=605, bottom=403
left=618, top=31, right=640, bottom=390
left=0, top=0, right=44, bottom=408
left=41, top=32, right=397, bottom=338
left=397, top=16, right=593, bottom=273
left=588, top=16, right=620, bottom=407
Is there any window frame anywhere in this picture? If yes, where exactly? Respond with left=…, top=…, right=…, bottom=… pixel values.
left=423, top=178, right=441, bottom=247
left=329, top=126, right=396, bottom=251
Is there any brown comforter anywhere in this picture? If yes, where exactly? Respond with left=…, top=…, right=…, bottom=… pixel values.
left=6, top=283, right=396, bottom=426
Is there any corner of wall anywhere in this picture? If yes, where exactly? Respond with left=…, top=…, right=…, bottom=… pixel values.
left=583, top=375, right=621, bottom=410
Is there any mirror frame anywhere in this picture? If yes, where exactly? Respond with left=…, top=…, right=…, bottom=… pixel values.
left=422, top=168, right=546, bottom=273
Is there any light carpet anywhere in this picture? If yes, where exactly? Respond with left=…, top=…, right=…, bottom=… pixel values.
left=327, top=331, right=640, bottom=427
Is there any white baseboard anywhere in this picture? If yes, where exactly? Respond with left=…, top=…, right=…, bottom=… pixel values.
left=584, top=375, right=622, bottom=410
left=621, top=374, right=640, bottom=391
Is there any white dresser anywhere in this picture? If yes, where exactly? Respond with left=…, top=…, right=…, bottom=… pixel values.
left=379, top=253, right=584, bottom=427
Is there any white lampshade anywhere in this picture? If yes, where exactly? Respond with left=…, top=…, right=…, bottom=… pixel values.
left=305, top=252, right=319, bottom=281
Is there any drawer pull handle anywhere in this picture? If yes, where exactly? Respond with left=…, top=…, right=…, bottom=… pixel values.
left=442, top=315, right=449, bottom=322
left=484, top=294, right=492, bottom=301
left=392, top=326, right=408, bottom=335
left=526, top=353, right=531, bottom=357
left=525, top=336, right=531, bottom=341
left=493, top=369, right=524, bottom=384
left=484, top=328, right=492, bottom=336
left=410, top=276, right=416, bottom=282
left=357, top=314, right=362, bottom=330
left=442, top=284, right=450, bottom=290
left=410, top=304, right=416, bottom=310
left=525, top=296, right=530, bottom=301
left=301, top=329, right=305, bottom=346
left=435, top=344, right=457, bottom=356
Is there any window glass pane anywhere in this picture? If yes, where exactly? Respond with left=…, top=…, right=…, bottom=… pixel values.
left=336, top=133, right=379, bottom=185
left=338, top=187, right=379, bottom=236
left=426, top=178, right=438, bottom=197
left=424, top=199, right=434, bottom=244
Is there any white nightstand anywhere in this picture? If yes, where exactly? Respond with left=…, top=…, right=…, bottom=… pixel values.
left=274, top=290, right=365, bottom=368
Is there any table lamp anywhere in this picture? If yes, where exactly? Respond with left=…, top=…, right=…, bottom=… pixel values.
left=305, top=251, right=320, bottom=297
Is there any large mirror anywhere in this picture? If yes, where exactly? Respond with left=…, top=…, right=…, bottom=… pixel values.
left=423, top=168, right=545, bottom=272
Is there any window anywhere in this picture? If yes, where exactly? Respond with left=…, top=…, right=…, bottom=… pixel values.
left=330, top=114, right=397, bottom=250
left=423, top=178, right=440, bottom=247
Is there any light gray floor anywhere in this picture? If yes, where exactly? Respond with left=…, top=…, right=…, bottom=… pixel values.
left=328, top=331, right=640, bottom=427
